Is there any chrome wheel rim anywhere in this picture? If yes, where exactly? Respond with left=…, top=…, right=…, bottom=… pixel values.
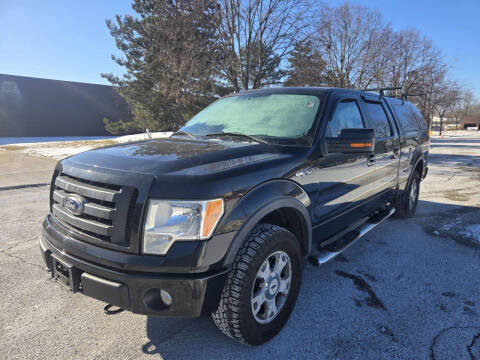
left=409, top=179, right=418, bottom=210
left=251, top=250, right=292, bottom=324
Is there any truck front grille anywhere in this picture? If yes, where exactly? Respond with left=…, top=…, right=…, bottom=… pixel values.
left=51, top=174, right=137, bottom=249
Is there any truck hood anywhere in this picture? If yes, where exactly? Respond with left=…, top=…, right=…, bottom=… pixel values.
left=62, top=137, right=298, bottom=177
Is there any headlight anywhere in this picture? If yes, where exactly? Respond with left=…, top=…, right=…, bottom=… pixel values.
left=143, top=199, right=224, bottom=255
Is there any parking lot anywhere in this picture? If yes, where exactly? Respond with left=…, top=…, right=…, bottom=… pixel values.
left=1, top=135, right=479, bottom=359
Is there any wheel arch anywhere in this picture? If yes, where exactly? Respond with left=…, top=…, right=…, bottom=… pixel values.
left=408, top=157, right=424, bottom=188
left=396, top=156, right=424, bottom=204
left=217, top=180, right=312, bottom=267
left=401, top=153, right=424, bottom=192
left=413, top=159, right=424, bottom=177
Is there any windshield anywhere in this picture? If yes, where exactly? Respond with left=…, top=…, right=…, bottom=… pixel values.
left=180, top=93, right=321, bottom=145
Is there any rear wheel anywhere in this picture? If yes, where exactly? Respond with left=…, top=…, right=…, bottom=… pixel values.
left=212, top=223, right=302, bottom=345
left=395, top=171, right=420, bottom=218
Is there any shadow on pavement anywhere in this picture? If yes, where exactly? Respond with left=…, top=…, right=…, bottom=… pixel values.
left=140, top=199, right=480, bottom=359
left=430, top=143, right=480, bottom=148
left=430, top=138, right=480, bottom=144
left=428, top=152, right=480, bottom=167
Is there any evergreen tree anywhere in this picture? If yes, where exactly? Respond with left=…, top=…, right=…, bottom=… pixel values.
left=102, top=0, right=225, bottom=134
left=285, top=41, right=325, bottom=87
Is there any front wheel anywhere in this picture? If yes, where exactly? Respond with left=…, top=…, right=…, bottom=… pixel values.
left=212, top=224, right=302, bottom=345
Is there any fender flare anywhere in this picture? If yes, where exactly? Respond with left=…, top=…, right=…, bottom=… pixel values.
left=217, top=180, right=312, bottom=267
left=401, top=155, right=425, bottom=193
left=409, top=155, right=424, bottom=181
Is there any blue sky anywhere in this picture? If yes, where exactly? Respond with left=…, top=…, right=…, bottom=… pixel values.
left=1, top=0, right=479, bottom=97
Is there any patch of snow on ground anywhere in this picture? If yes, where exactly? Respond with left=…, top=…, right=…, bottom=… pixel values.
left=114, top=132, right=172, bottom=143
left=465, top=224, right=480, bottom=244
left=431, top=130, right=480, bottom=137
left=0, top=136, right=116, bottom=146
left=0, top=132, right=173, bottom=160
left=22, top=146, right=97, bottom=160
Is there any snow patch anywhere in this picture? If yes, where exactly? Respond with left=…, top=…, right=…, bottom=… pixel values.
left=0, top=132, right=172, bottom=160
left=431, top=130, right=480, bottom=137
left=114, top=132, right=172, bottom=142
left=0, top=136, right=115, bottom=146
left=465, top=224, right=480, bottom=244
left=22, top=146, right=96, bottom=160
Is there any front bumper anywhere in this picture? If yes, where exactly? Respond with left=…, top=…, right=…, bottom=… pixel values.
left=40, top=223, right=229, bottom=318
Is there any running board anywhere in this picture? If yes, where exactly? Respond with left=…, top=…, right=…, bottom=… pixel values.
left=309, top=208, right=396, bottom=266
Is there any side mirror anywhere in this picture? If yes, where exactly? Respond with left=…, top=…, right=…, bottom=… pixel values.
left=323, top=128, right=375, bottom=154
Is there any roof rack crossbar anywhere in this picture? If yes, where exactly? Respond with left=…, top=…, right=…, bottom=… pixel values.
left=363, top=87, right=403, bottom=97
left=400, top=93, right=424, bottom=100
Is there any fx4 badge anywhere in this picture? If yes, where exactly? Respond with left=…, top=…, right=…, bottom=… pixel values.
left=295, top=167, right=319, bottom=177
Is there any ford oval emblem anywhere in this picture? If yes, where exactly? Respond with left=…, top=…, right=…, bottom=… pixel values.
left=63, top=194, right=85, bottom=216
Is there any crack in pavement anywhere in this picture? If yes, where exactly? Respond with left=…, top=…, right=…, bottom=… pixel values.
left=468, top=332, right=480, bottom=360
left=0, top=249, right=44, bottom=270
left=0, top=216, right=44, bottom=226
left=0, top=183, right=49, bottom=192
left=0, top=236, right=39, bottom=252
left=430, top=325, right=480, bottom=360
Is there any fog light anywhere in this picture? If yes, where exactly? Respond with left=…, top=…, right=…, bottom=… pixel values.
left=160, top=289, right=172, bottom=306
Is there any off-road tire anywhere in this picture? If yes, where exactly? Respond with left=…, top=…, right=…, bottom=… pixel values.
left=212, top=223, right=302, bottom=345
left=395, top=171, right=421, bottom=218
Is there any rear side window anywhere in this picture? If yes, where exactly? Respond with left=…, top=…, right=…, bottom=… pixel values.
left=409, top=103, right=427, bottom=130
left=363, top=101, right=392, bottom=138
left=392, top=102, right=419, bottom=132
left=325, top=100, right=364, bottom=137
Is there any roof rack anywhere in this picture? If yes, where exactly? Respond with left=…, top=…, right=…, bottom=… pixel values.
left=400, top=93, right=424, bottom=100
left=363, top=87, right=403, bottom=97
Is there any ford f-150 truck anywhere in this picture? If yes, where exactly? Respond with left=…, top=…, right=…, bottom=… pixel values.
left=40, top=87, right=429, bottom=345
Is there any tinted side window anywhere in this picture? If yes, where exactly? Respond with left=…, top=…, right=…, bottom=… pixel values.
left=392, top=103, right=419, bottom=132
left=409, top=103, right=427, bottom=130
left=326, top=100, right=364, bottom=137
left=364, top=101, right=392, bottom=138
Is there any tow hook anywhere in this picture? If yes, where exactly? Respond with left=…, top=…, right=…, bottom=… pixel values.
left=104, top=304, right=124, bottom=315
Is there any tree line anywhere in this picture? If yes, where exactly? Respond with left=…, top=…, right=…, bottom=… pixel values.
left=102, top=0, right=478, bottom=134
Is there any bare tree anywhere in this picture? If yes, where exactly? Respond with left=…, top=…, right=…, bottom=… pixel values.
left=412, top=62, right=449, bottom=127
left=312, top=3, right=391, bottom=89
left=384, top=30, right=437, bottom=92
left=432, top=82, right=462, bottom=135
left=470, top=104, right=480, bottom=129
left=449, top=89, right=474, bottom=128
left=214, top=0, right=311, bottom=91
left=286, top=1, right=467, bottom=131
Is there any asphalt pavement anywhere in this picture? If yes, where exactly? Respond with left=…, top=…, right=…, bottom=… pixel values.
left=1, top=135, right=479, bottom=359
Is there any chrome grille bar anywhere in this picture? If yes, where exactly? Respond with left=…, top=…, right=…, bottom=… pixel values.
left=53, top=189, right=114, bottom=220
left=55, top=175, right=120, bottom=202
left=51, top=173, right=135, bottom=249
left=52, top=204, right=113, bottom=236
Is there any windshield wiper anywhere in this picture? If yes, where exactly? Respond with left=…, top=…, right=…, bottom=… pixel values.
left=170, top=131, right=197, bottom=139
left=205, top=132, right=268, bottom=144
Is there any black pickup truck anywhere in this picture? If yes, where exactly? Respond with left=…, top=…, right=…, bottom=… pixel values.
left=40, top=87, right=429, bottom=345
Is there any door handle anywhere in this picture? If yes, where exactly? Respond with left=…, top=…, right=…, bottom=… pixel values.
left=367, top=152, right=376, bottom=166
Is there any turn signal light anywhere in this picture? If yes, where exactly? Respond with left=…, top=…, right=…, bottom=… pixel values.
left=349, top=142, right=372, bottom=148
left=201, top=199, right=225, bottom=238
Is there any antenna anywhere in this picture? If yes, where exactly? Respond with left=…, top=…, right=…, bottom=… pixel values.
left=363, top=87, right=403, bottom=97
